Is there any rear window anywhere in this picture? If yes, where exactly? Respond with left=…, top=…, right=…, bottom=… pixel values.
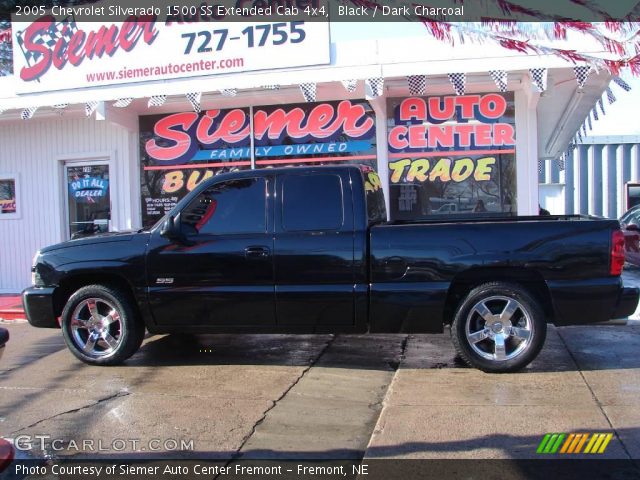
left=282, top=175, right=344, bottom=231
left=363, top=170, right=387, bottom=225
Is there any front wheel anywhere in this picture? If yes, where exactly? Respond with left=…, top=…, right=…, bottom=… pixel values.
left=61, top=284, right=145, bottom=366
left=451, top=282, right=547, bottom=373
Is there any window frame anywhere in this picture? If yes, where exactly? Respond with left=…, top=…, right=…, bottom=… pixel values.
left=0, top=173, right=21, bottom=220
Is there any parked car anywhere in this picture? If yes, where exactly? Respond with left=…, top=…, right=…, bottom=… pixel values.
left=620, top=205, right=640, bottom=267
left=0, top=327, right=8, bottom=361
left=22, top=166, right=639, bottom=373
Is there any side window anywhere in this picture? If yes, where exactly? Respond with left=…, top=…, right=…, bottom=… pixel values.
left=282, top=175, right=343, bottom=231
left=181, top=178, right=266, bottom=235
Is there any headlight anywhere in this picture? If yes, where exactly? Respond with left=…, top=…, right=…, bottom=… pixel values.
left=31, top=250, right=42, bottom=286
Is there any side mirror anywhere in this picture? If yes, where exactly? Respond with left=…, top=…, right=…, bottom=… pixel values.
left=0, top=327, right=8, bottom=361
left=626, top=223, right=640, bottom=232
left=160, top=214, right=186, bottom=242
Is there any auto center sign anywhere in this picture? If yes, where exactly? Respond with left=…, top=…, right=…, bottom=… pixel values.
left=11, top=9, right=330, bottom=93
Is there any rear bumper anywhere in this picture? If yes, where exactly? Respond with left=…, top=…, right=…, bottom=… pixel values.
left=612, top=287, right=640, bottom=319
left=548, top=278, right=640, bottom=325
left=22, top=287, right=59, bottom=328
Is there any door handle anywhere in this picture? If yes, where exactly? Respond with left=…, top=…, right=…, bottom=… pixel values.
left=245, top=246, right=270, bottom=259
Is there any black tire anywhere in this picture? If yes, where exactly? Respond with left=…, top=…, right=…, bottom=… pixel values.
left=451, top=282, right=547, bottom=373
left=61, top=284, right=145, bottom=366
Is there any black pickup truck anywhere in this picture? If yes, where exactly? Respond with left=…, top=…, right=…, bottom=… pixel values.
left=23, top=166, right=639, bottom=372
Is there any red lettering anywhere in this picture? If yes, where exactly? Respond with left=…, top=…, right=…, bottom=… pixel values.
left=388, top=127, right=408, bottom=150
left=428, top=97, right=455, bottom=121
left=305, top=103, right=334, bottom=135
left=479, top=93, right=507, bottom=119
left=493, top=124, right=516, bottom=145
left=119, top=17, right=142, bottom=51
left=19, top=18, right=54, bottom=82
left=399, top=98, right=426, bottom=122
left=455, top=125, right=475, bottom=147
left=146, top=112, right=198, bottom=162
left=456, top=95, right=480, bottom=119
left=474, top=124, right=493, bottom=146
left=427, top=125, right=454, bottom=148
left=408, top=125, right=427, bottom=148
left=67, top=31, right=86, bottom=66
left=333, top=101, right=374, bottom=138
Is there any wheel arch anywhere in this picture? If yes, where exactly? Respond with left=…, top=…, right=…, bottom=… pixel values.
left=443, top=268, right=554, bottom=326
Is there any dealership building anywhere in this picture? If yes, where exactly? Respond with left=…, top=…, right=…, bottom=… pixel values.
left=0, top=19, right=622, bottom=292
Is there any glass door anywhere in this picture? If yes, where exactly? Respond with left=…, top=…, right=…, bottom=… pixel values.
left=65, top=163, right=111, bottom=239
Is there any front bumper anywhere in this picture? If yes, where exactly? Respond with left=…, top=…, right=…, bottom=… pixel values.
left=22, top=286, right=59, bottom=328
left=0, top=327, right=8, bottom=361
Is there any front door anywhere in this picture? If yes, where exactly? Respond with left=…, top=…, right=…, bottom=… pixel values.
left=146, top=176, right=276, bottom=327
left=65, top=163, right=111, bottom=239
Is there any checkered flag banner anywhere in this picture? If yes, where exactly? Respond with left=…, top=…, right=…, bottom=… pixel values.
left=113, top=98, right=133, bottom=108
left=407, top=75, right=427, bottom=96
left=606, top=87, right=617, bottom=105
left=573, top=66, right=591, bottom=89
left=300, top=82, right=317, bottom=103
left=529, top=68, right=547, bottom=92
left=592, top=106, right=599, bottom=121
left=341, top=79, right=358, bottom=93
left=148, top=95, right=167, bottom=107
left=53, top=103, right=68, bottom=115
left=365, top=77, right=384, bottom=98
left=556, top=156, right=565, bottom=172
left=598, top=97, right=605, bottom=117
left=613, top=77, right=631, bottom=92
left=21, top=107, right=37, bottom=120
left=489, top=70, right=508, bottom=92
left=448, top=73, right=466, bottom=95
left=587, top=111, right=593, bottom=130
left=538, top=159, right=544, bottom=176
left=85, top=101, right=99, bottom=117
left=220, top=89, right=237, bottom=97
left=262, top=85, right=280, bottom=90
left=15, top=16, right=77, bottom=68
left=581, top=123, right=587, bottom=137
left=186, top=92, right=202, bottom=113
left=576, top=128, right=583, bottom=143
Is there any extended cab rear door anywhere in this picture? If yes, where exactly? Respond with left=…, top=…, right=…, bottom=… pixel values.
left=274, top=169, right=356, bottom=327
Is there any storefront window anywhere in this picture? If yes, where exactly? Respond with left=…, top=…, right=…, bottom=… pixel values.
left=254, top=100, right=377, bottom=171
left=387, top=93, right=517, bottom=221
left=0, top=175, right=18, bottom=219
left=140, top=101, right=377, bottom=228
left=139, top=108, right=252, bottom=227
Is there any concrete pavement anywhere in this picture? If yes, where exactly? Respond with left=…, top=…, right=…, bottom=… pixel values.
left=1, top=322, right=640, bottom=464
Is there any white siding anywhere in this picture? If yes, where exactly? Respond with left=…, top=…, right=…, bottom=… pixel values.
left=0, top=117, right=139, bottom=292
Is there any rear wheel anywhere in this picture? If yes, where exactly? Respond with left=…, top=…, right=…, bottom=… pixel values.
left=451, top=282, right=546, bottom=373
left=61, top=284, right=144, bottom=366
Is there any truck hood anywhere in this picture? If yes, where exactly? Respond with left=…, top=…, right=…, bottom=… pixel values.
left=40, top=230, right=144, bottom=253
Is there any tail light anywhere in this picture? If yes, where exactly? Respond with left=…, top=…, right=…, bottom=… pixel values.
left=611, top=230, right=625, bottom=276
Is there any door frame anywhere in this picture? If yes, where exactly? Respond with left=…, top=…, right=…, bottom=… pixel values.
left=55, top=152, right=115, bottom=241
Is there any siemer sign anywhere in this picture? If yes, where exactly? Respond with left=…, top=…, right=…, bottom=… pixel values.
left=11, top=9, right=330, bottom=93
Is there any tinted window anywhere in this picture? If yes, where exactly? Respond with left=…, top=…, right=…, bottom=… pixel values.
left=363, top=170, right=387, bottom=225
left=282, top=175, right=343, bottom=231
left=182, top=178, right=266, bottom=235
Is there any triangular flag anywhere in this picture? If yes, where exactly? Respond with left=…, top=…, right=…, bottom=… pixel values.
left=606, top=87, right=617, bottom=105
left=148, top=95, right=167, bottom=107
left=587, top=111, right=593, bottom=131
left=113, top=98, right=133, bottom=108
left=529, top=68, right=547, bottom=92
left=598, top=97, right=605, bottom=116
left=85, top=101, right=99, bottom=117
left=21, top=107, right=37, bottom=119
left=538, top=159, right=544, bottom=176
left=407, top=75, right=427, bottom=96
left=556, top=156, right=565, bottom=172
left=448, top=73, right=466, bottom=95
left=300, top=82, right=317, bottom=102
left=186, top=92, right=202, bottom=113
left=489, top=70, right=508, bottom=92
left=592, top=106, right=599, bottom=121
left=573, top=66, right=591, bottom=89
left=262, top=85, right=280, bottom=90
left=341, top=79, right=357, bottom=93
left=365, top=77, right=384, bottom=98
left=53, top=103, right=68, bottom=115
left=220, top=89, right=237, bottom=97
left=613, top=76, right=631, bottom=92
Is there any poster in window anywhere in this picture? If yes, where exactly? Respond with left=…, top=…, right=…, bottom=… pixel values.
left=387, top=93, right=516, bottom=221
left=0, top=178, right=17, bottom=215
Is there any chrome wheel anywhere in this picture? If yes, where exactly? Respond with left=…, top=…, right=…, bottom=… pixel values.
left=70, top=298, right=123, bottom=358
left=464, top=295, right=533, bottom=362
